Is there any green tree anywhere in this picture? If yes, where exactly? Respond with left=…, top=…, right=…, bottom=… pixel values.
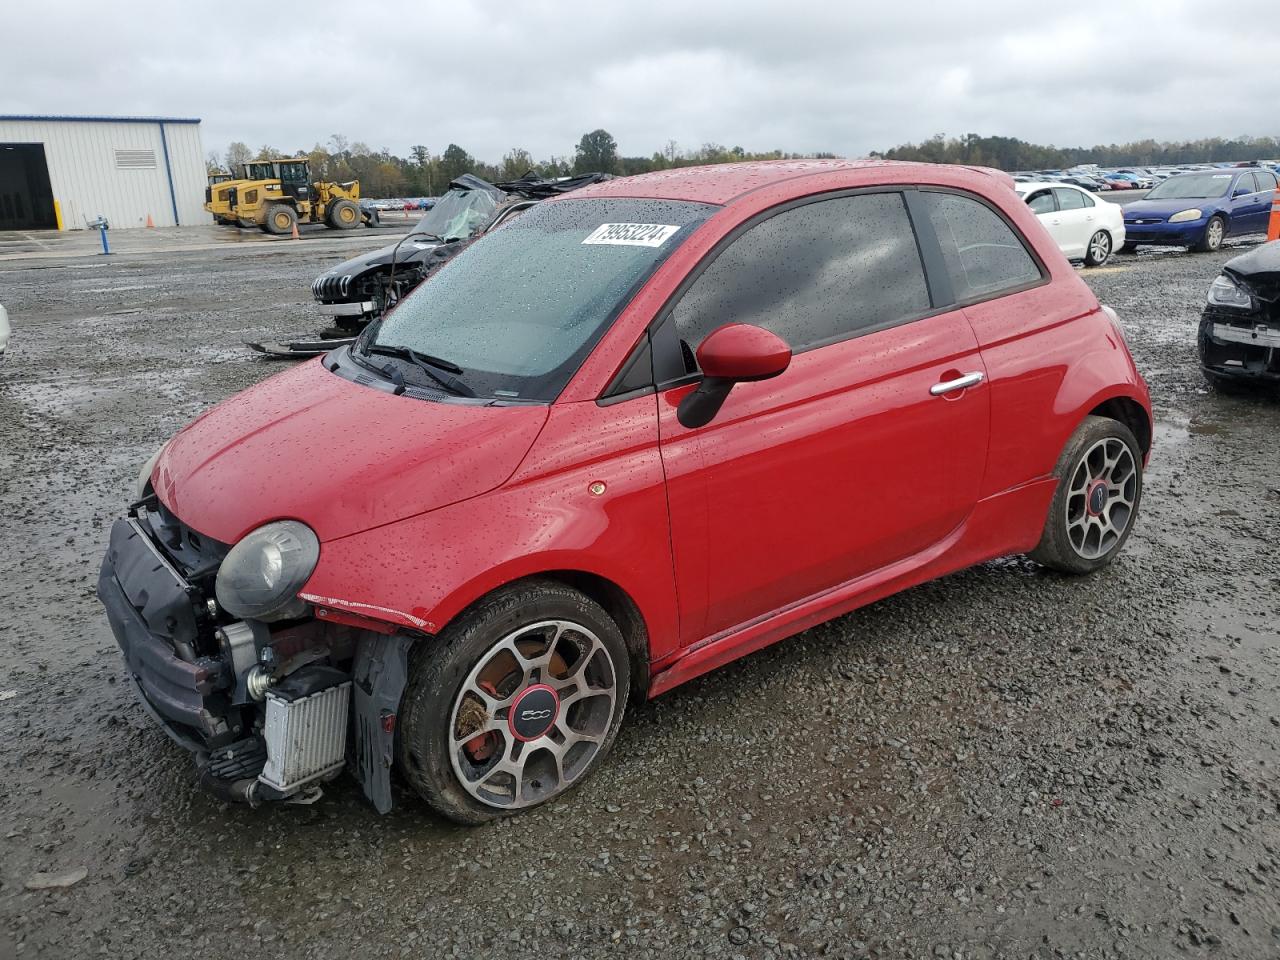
left=500, top=147, right=534, bottom=181
left=438, top=143, right=476, bottom=184
left=574, top=129, right=619, bottom=174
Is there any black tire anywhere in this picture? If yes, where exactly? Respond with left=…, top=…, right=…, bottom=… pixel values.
left=1119, top=241, right=1138, bottom=254
left=1029, top=415, right=1143, bottom=575
left=263, top=203, right=297, bottom=235
left=1193, top=215, right=1226, bottom=253
left=1202, top=369, right=1251, bottom=394
left=327, top=198, right=360, bottom=230
left=397, top=579, right=630, bottom=825
left=1083, top=230, right=1112, bottom=267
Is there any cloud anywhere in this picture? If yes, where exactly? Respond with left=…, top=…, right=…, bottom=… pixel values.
left=2, top=0, right=1277, bottom=162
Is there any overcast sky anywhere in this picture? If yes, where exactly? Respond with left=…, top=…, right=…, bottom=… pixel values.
left=4, top=0, right=1278, bottom=163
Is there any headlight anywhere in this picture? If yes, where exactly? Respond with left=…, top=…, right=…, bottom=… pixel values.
left=135, top=441, right=169, bottom=500
left=215, top=521, right=320, bottom=621
left=1207, top=273, right=1253, bottom=310
left=1168, top=208, right=1203, bottom=223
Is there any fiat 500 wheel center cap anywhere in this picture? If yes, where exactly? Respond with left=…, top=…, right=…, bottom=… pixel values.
left=508, top=684, right=560, bottom=742
left=1087, top=479, right=1108, bottom=516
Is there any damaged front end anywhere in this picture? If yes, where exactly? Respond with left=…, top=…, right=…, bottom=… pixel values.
left=1199, top=242, right=1280, bottom=385
left=97, top=498, right=411, bottom=812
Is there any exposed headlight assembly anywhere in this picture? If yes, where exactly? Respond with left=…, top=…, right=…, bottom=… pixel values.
left=135, top=440, right=169, bottom=500
left=215, top=521, right=320, bottom=622
left=1207, top=273, right=1253, bottom=310
left=1168, top=208, right=1203, bottom=223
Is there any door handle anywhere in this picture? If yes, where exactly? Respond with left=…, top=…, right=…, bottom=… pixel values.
left=930, top=371, right=985, bottom=396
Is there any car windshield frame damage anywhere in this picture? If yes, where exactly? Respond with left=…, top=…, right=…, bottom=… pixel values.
left=363, top=197, right=717, bottom=402
left=411, top=181, right=503, bottom=241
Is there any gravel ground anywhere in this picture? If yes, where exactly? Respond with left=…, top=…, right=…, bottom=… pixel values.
left=1, top=235, right=1278, bottom=960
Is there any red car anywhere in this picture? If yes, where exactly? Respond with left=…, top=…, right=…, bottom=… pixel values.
left=99, top=160, right=1152, bottom=824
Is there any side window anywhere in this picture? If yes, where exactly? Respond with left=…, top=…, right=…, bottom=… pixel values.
left=920, top=191, right=1043, bottom=302
left=1054, top=188, right=1086, bottom=211
left=1026, top=190, right=1056, bottom=215
left=670, top=192, right=930, bottom=356
left=1257, top=170, right=1278, bottom=190
left=1235, top=173, right=1258, bottom=195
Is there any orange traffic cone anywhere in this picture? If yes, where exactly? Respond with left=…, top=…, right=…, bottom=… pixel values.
left=145, top=213, right=154, bottom=228
left=1268, top=191, right=1280, bottom=242
left=290, top=221, right=300, bottom=240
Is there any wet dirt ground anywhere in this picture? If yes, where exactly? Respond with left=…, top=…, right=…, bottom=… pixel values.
left=1, top=234, right=1277, bottom=959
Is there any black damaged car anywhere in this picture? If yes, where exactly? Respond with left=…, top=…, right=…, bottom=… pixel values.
left=248, top=171, right=610, bottom=357
left=1199, top=240, right=1280, bottom=390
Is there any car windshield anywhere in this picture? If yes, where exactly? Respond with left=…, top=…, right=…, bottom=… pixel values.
left=412, top=187, right=501, bottom=241
left=372, top=197, right=716, bottom=401
left=1145, top=173, right=1234, bottom=200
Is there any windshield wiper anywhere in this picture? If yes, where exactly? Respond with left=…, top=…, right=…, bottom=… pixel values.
left=366, top=343, right=476, bottom=397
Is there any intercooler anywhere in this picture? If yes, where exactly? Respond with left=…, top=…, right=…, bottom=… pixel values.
left=259, top=680, right=351, bottom=793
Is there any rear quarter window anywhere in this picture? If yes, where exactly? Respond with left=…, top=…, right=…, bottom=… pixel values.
left=920, top=191, right=1044, bottom=302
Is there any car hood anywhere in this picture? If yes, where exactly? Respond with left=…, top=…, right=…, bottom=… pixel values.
left=318, top=237, right=447, bottom=281
left=152, top=359, right=549, bottom=544
left=1224, top=240, right=1280, bottom=299
left=1122, top=197, right=1223, bottom=218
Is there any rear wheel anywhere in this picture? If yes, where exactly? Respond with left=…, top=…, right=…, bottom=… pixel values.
left=327, top=198, right=360, bottom=230
left=263, top=204, right=297, bottom=235
left=1194, top=215, right=1225, bottom=253
left=397, top=580, right=630, bottom=825
left=1029, top=416, right=1143, bottom=575
left=1119, top=241, right=1138, bottom=254
left=1083, top=230, right=1112, bottom=267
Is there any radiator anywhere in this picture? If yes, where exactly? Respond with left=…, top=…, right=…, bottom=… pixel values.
left=259, top=681, right=351, bottom=793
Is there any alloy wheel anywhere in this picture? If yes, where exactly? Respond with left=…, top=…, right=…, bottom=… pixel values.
left=1088, top=231, right=1110, bottom=264
left=1064, top=437, right=1138, bottom=560
left=448, top=620, right=618, bottom=810
left=1206, top=219, right=1224, bottom=250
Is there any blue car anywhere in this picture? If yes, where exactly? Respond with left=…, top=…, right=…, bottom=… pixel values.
left=1121, top=168, right=1278, bottom=252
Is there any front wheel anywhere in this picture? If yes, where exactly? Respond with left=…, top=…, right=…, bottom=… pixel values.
left=1029, top=416, right=1143, bottom=575
left=397, top=580, right=630, bottom=825
left=1083, top=230, right=1112, bottom=267
left=327, top=199, right=360, bottom=230
left=1194, top=215, right=1225, bottom=253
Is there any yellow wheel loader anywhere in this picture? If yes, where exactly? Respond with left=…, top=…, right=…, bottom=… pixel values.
left=204, top=165, right=250, bottom=225
left=229, top=159, right=369, bottom=234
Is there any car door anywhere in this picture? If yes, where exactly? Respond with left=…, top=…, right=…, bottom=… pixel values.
left=1244, top=170, right=1277, bottom=233
left=1051, top=188, right=1092, bottom=258
left=653, top=190, right=991, bottom=644
left=1228, top=173, right=1262, bottom=233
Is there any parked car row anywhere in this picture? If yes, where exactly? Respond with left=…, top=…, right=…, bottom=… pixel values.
left=363, top=197, right=438, bottom=212
left=1016, top=167, right=1277, bottom=260
left=1014, top=160, right=1280, bottom=194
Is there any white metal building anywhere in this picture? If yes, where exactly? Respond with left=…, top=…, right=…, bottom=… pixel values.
left=0, top=115, right=211, bottom=230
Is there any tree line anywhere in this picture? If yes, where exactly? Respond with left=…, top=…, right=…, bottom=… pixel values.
left=872, top=133, right=1280, bottom=171
left=209, top=129, right=1280, bottom=197
left=209, top=129, right=837, bottom=198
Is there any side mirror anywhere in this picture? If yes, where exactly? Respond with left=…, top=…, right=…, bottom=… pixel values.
left=677, top=323, right=791, bottom=429
left=1233, top=186, right=1251, bottom=198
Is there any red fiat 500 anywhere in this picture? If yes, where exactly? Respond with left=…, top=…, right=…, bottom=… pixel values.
left=99, top=160, right=1151, bottom=823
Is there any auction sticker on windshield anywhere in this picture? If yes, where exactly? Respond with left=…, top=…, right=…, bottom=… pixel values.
left=582, top=223, right=681, bottom=247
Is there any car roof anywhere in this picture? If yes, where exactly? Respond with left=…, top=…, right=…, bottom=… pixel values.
left=1015, top=181, right=1087, bottom=193
left=568, top=159, right=1016, bottom=206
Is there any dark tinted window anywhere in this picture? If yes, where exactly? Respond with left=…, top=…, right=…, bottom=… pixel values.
left=671, top=192, right=930, bottom=354
left=1054, top=188, right=1086, bottom=210
left=1026, top=190, right=1055, bottom=214
left=921, top=191, right=1043, bottom=302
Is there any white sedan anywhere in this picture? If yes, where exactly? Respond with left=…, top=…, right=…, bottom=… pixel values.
left=1015, top=182, right=1126, bottom=267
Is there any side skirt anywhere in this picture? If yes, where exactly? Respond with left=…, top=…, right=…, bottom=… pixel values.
left=647, top=477, right=1057, bottom=698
